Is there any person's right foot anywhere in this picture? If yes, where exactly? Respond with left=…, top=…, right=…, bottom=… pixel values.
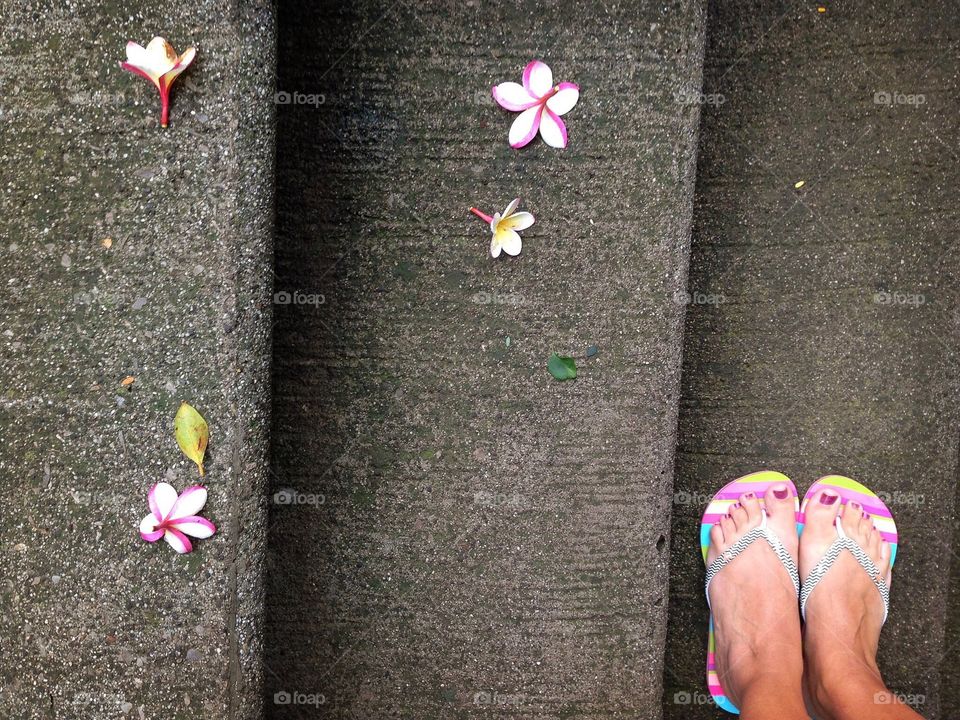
left=800, top=488, right=894, bottom=714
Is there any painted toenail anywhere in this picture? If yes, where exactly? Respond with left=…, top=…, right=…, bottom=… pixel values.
left=743, top=492, right=755, bottom=499
left=820, top=492, right=838, bottom=505
left=849, top=501, right=860, bottom=510
left=732, top=502, right=740, bottom=509
left=773, top=487, right=788, bottom=499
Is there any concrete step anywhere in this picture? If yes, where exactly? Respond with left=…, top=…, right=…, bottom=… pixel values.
left=266, top=0, right=705, bottom=716
left=0, top=2, right=275, bottom=718
left=663, top=1, right=960, bottom=718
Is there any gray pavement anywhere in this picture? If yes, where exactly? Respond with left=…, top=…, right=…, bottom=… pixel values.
left=0, top=2, right=275, bottom=718
left=662, top=2, right=960, bottom=718
left=266, top=1, right=704, bottom=717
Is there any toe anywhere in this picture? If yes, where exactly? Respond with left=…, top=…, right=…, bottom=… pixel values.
left=729, top=501, right=748, bottom=529
left=764, top=483, right=795, bottom=520
left=720, top=515, right=736, bottom=541
left=878, top=539, right=892, bottom=577
left=710, top=523, right=726, bottom=551
left=739, top=491, right=762, bottom=526
left=840, top=501, right=863, bottom=538
left=804, top=488, right=841, bottom=532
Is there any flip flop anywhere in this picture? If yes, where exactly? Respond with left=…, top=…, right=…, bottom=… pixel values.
left=798, top=475, right=898, bottom=624
left=701, top=471, right=801, bottom=714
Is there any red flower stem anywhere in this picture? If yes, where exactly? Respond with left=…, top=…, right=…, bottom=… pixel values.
left=159, top=80, right=170, bottom=128
left=469, top=207, right=493, bottom=223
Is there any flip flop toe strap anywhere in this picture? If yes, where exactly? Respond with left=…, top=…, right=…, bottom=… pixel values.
left=704, top=511, right=800, bottom=610
left=800, top=520, right=890, bottom=624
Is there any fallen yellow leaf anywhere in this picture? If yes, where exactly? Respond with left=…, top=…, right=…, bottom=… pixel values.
left=120, top=376, right=135, bottom=386
left=102, top=237, right=113, bottom=248
left=794, top=180, right=805, bottom=189
left=174, top=402, right=209, bottom=476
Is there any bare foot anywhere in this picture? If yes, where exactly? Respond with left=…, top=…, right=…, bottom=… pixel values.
left=800, top=488, right=922, bottom=720
left=706, top=484, right=806, bottom=717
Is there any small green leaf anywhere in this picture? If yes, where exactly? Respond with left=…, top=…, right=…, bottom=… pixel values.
left=547, top=353, right=577, bottom=381
left=175, top=402, right=209, bottom=476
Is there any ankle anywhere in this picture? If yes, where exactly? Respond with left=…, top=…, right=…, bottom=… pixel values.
left=807, top=661, right=886, bottom=718
left=735, top=668, right=807, bottom=719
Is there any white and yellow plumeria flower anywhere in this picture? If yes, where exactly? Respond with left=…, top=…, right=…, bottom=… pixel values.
left=470, top=199, right=535, bottom=258
left=120, top=37, right=196, bottom=127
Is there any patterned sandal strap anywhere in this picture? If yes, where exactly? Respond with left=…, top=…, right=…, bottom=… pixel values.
left=704, top=510, right=800, bottom=610
left=800, top=517, right=890, bottom=624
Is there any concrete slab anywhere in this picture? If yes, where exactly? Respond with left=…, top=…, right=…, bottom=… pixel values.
left=0, top=2, right=275, bottom=718
left=662, top=2, right=960, bottom=718
left=266, top=1, right=704, bottom=717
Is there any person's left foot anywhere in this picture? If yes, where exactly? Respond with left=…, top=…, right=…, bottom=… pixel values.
left=706, top=485, right=804, bottom=709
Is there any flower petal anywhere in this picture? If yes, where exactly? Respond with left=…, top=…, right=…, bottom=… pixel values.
left=546, top=82, right=579, bottom=115
left=500, top=211, right=535, bottom=231
left=161, top=47, right=196, bottom=88
left=139, top=514, right=164, bottom=542
left=490, top=236, right=502, bottom=258
left=120, top=61, right=162, bottom=90
left=509, top=105, right=543, bottom=149
left=163, top=527, right=193, bottom=554
left=168, top=485, right=207, bottom=520
left=522, top=60, right=553, bottom=99
left=149, top=482, right=178, bottom=522
left=489, top=212, right=501, bottom=234
left=168, top=515, right=216, bottom=539
left=502, top=198, right=521, bottom=218
left=496, top=228, right=523, bottom=256
left=491, top=82, right=538, bottom=111
left=145, top=36, right=178, bottom=74
left=539, top=107, right=568, bottom=148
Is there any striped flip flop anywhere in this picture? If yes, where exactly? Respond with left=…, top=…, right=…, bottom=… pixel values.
left=798, top=475, right=898, bottom=624
left=700, top=471, right=801, bottom=714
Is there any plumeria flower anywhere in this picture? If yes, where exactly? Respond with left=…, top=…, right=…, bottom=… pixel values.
left=470, top=199, right=535, bottom=258
left=139, top=482, right=216, bottom=554
left=492, top=60, right=580, bottom=149
left=120, top=37, right=196, bottom=128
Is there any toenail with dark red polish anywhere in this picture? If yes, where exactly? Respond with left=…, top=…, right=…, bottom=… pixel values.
left=820, top=493, right=838, bottom=505
left=743, top=492, right=755, bottom=499
left=849, top=501, right=860, bottom=509
left=773, top=488, right=788, bottom=499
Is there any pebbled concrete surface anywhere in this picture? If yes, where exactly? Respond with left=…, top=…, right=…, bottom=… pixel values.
left=0, top=2, right=275, bottom=718
left=662, top=1, right=960, bottom=718
left=266, top=1, right=704, bottom=717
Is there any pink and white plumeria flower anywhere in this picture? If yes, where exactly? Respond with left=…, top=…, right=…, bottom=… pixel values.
left=470, top=199, right=535, bottom=258
left=492, top=60, right=580, bottom=149
left=139, top=482, right=216, bottom=554
left=120, top=37, right=196, bottom=128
